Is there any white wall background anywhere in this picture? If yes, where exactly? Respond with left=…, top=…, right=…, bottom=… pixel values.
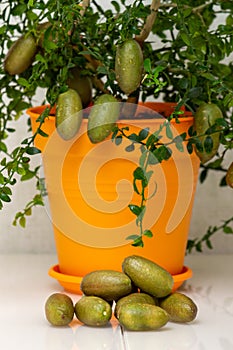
left=1, top=1, right=232, bottom=255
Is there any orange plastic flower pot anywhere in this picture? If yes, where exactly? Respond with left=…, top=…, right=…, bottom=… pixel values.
left=27, top=102, right=200, bottom=293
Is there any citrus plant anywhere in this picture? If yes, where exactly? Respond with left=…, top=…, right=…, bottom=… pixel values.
left=0, top=0, right=233, bottom=251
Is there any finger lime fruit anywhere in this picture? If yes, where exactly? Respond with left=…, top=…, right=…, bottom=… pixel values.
left=159, top=292, right=198, bottom=323
left=114, top=292, right=157, bottom=319
left=45, top=293, right=74, bottom=326
left=67, top=68, right=92, bottom=108
left=80, top=270, right=133, bottom=301
left=226, top=162, right=233, bottom=188
left=115, top=39, right=143, bottom=95
left=56, top=88, right=83, bottom=140
left=87, top=94, right=120, bottom=143
left=4, top=34, right=37, bottom=75
left=118, top=303, right=169, bottom=331
left=194, top=103, right=223, bottom=164
left=75, top=296, right=112, bottom=327
left=122, top=255, right=174, bottom=298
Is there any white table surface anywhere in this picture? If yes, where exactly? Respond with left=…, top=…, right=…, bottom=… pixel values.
left=0, top=254, right=232, bottom=350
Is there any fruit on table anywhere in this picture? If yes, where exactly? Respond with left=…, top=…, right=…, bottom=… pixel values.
left=56, top=88, right=83, bottom=140
left=80, top=269, right=133, bottom=301
left=117, top=302, right=169, bottom=331
left=122, top=255, right=174, bottom=298
left=87, top=94, right=120, bottom=143
left=114, top=292, right=157, bottom=319
left=159, top=292, right=198, bottom=323
left=44, top=255, right=198, bottom=330
left=115, top=39, right=143, bottom=95
left=226, top=162, right=233, bottom=188
left=67, top=67, right=92, bottom=108
left=45, top=293, right=74, bottom=326
left=75, top=296, right=112, bottom=327
left=194, top=102, right=223, bottom=164
left=4, top=33, right=37, bottom=75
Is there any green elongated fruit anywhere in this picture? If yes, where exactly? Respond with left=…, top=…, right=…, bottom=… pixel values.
left=122, top=255, right=174, bottom=298
left=4, top=34, right=37, bottom=75
left=80, top=270, right=133, bottom=301
left=115, top=39, right=143, bottom=95
left=118, top=303, right=169, bottom=331
left=114, top=292, right=157, bottom=319
left=67, top=67, right=92, bottom=108
left=45, top=293, right=74, bottom=326
left=56, top=88, right=83, bottom=140
left=87, top=94, right=120, bottom=143
left=194, top=103, right=223, bottom=164
left=75, top=296, right=112, bottom=327
left=226, top=162, right=233, bottom=188
left=159, top=292, right=198, bottom=323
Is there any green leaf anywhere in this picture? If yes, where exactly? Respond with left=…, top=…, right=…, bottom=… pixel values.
left=26, top=147, right=41, bottom=155
left=180, top=31, right=192, bottom=46
left=138, top=128, right=149, bottom=141
left=114, top=135, right=122, bottom=145
left=175, top=141, right=184, bottom=152
left=37, top=129, right=49, bottom=137
left=143, top=229, right=153, bottom=238
left=223, top=226, right=233, bottom=234
left=17, top=78, right=30, bottom=88
left=128, top=133, right=139, bottom=142
left=128, top=204, right=143, bottom=216
left=187, top=141, right=194, bottom=154
left=0, top=174, right=5, bottom=185
left=0, top=191, right=11, bottom=202
left=125, top=144, right=135, bottom=152
left=111, top=1, right=121, bottom=12
left=133, top=167, right=145, bottom=180
left=139, top=151, right=147, bottom=168
left=200, top=169, right=208, bottom=183
left=166, top=123, right=173, bottom=139
left=144, top=58, right=151, bottom=72
left=126, top=234, right=140, bottom=240
left=12, top=4, right=27, bottom=15
left=0, top=141, right=7, bottom=153
left=19, top=216, right=26, bottom=228
left=28, top=0, right=34, bottom=7
left=131, top=236, right=144, bottom=247
left=204, top=136, right=213, bottom=153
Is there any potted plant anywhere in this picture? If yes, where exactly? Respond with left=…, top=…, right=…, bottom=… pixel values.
left=1, top=0, right=232, bottom=292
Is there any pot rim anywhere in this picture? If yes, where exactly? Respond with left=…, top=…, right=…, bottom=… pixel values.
left=26, top=102, right=194, bottom=124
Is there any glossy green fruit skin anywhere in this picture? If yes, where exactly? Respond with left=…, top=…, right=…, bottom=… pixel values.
left=75, top=296, right=112, bottom=327
left=115, top=39, right=143, bottom=95
left=115, top=292, right=157, bottom=319
left=80, top=270, right=133, bottom=301
left=45, top=293, right=74, bottom=326
left=56, top=88, right=83, bottom=140
left=118, top=303, right=169, bottom=331
left=159, top=292, right=198, bottom=323
left=4, top=34, right=37, bottom=75
left=67, top=68, right=92, bottom=108
left=194, top=103, right=223, bottom=164
left=122, top=255, right=174, bottom=298
left=87, top=94, right=120, bottom=143
left=226, top=162, right=233, bottom=188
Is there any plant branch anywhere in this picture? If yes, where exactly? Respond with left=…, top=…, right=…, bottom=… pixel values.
left=80, top=0, right=90, bottom=16
left=135, top=0, right=161, bottom=44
